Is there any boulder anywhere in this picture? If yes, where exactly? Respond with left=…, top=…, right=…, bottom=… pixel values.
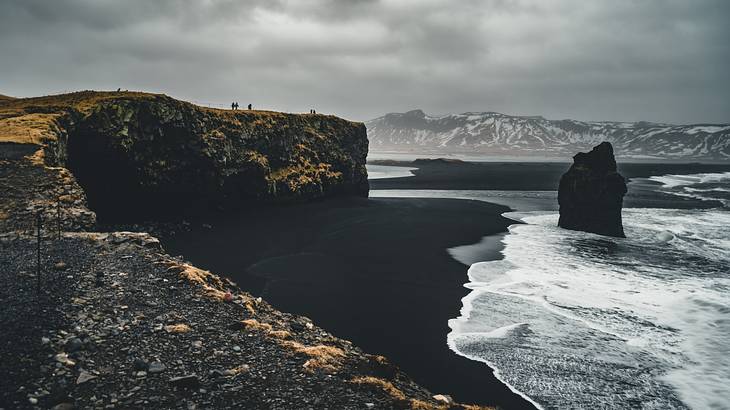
left=558, top=142, right=627, bottom=237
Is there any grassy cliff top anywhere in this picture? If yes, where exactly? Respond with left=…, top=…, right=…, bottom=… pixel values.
left=0, top=90, right=355, bottom=145
left=0, top=91, right=162, bottom=145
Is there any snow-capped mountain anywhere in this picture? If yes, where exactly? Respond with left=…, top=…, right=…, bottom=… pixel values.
left=365, top=109, right=730, bottom=160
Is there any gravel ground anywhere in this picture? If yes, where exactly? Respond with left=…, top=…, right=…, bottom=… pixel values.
left=0, top=231, right=487, bottom=410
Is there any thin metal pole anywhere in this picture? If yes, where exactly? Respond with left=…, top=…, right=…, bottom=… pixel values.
left=36, top=211, right=42, bottom=294
left=57, top=195, right=62, bottom=241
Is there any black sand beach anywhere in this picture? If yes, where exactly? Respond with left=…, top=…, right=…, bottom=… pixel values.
left=162, top=160, right=730, bottom=409
left=163, top=197, right=534, bottom=408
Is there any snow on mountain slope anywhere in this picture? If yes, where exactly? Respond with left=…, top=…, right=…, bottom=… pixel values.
left=365, top=109, right=730, bottom=160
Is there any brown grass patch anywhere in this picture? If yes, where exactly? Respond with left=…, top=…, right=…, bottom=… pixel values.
left=241, top=319, right=273, bottom=332
left=164, top=323, right=191, bottom=333
left=170, top=262, right=228, bottom=301
left=268, top=329, right=291, bottom=339
left=350, top=376, right=406, bottom=401
left=410, top=399, right=442, bottom=410
left=241, top=319, right=290, bottom=340
left=280, top=340, right=346, bottom=373
left=243, top=300, right=256, bottom=315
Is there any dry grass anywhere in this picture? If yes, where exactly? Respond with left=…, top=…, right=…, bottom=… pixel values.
left=350, top=376, right=406, bottom=401
left=349, top=377, right=491, bottom=410
left=241, top=319, right=273, bottom=332
left=0, top=91, right=159, bottom=145
left=164, top=323, right=191, bottom=333
left=0, top=90, right=309, bottom=146
left=240, top=319, right=290, bottom=340
left=280, top=340, right=346, bottom=373
left=243, top=299, right=256, bottom=315
left=170, top=262, right=228, bottom=301
left=410, top=399, right=441, bottom=410
left=268, top=329, right=291, bottom=339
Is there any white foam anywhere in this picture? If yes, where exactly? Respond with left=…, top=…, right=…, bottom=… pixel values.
left=366, top=164, right=417, bottom=180
left=647, top=172, right=730, bottom=207
left=449, top=208, right=730, bottom=409
left=649, top=172, right=730, bottom=189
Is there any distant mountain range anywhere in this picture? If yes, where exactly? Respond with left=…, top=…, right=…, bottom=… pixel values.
left=365, top=109, right=730, bottom=161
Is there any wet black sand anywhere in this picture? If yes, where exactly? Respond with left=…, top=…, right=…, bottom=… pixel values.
left=163, top=197, right=536, bottom=409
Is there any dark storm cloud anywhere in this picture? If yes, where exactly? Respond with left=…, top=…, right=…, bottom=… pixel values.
left=1, top=0, right=728, bottom=123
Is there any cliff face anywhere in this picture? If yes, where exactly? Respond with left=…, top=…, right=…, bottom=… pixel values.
left=558, top=142, right=627, bottom=237
left=1, top=92, right=369, bottom=222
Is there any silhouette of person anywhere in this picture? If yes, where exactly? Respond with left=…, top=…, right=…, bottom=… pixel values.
left=231, top=102, right=235, bottom=110
left=248, top=103, right=252, bottom=110
left=236, top=102, right=240, bottom=110
left=117, top=88, right=121, bottom=92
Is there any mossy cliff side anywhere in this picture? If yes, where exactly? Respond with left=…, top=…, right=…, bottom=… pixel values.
left=1, top=91, right=368, bottom=220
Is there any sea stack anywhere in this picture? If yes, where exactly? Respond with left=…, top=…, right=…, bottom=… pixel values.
left=558, top=141, right=627, bottom=237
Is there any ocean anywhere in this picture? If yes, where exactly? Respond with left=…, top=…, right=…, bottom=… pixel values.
left=445, top=172, right=730, bottom=409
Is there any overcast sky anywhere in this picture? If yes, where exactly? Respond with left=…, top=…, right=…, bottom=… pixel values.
left=1, top=0, right=728, bottom=123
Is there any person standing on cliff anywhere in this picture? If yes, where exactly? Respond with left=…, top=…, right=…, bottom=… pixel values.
left=231, top=102, right=235, bottom=110
left=248, top=103, right=252, bottom=110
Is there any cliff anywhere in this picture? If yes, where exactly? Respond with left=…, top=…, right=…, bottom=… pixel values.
left=558, top=142, right=627, bottom=237
left=0, top=93, right=488, bottom=409
left=1, top=91, right=368, bottom=221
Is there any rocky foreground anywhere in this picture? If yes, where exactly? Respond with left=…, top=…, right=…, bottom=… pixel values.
left=0, top=92, right=489, bottom=409
left=1, top=231, right=483, bottom=410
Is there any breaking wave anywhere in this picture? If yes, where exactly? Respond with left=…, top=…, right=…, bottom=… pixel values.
left=448, top=173, right=730, bottom=409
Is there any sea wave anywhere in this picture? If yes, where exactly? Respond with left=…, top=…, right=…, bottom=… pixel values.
left=648, top=172, right=730, bottom=206
left=448, top=208, right=730, bottom=409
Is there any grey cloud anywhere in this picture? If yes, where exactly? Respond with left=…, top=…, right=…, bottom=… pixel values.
left=0, top=0, right=728, bottom=124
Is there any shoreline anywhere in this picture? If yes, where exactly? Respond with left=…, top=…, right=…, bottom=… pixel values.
left=445, top=215, right=546, bottom=410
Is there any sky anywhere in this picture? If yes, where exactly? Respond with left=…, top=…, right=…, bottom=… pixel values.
left=0, top=0, right=728, bottom=124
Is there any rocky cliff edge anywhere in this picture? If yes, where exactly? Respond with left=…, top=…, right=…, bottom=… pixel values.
left=1, top=91, right=368, bottom=223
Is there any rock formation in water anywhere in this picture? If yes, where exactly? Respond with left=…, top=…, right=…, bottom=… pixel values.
left=558, top=141, right=627, bottom=237
left=0, top=91, right=368, bottom=221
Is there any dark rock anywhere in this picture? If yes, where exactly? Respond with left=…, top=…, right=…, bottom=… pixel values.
left=65, top=338, right=84, bottom=353
left=169, top=374, right=200, bottom=389
left=147, top=362, right=166, bottom=374
left=209, top=369, right=228, bottom=379
left=558, top=142, right=627, bottom=237
left=227, top=321, right=246, bottom=331
left=132, top=358, right=149, bottom=371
